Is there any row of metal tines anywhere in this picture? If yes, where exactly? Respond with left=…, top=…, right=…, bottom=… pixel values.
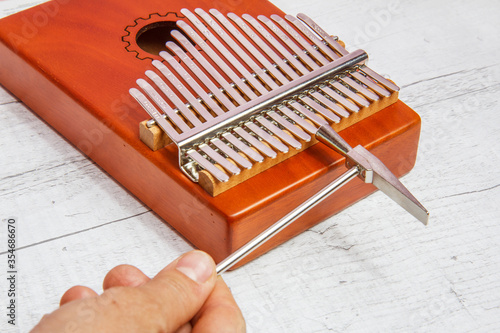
left=130, top=8, right=399, bottom=183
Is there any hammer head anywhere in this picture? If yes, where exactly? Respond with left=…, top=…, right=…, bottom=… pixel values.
left=346, top=145, right=429, bottom=225
left=316, top=124, right=429, bottom=225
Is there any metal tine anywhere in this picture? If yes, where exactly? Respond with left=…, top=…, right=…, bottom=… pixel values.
left=284, top=14, right=340, bottom=61
left=245, top=122, right=289, bottom=153
left=297, top=14, right=400, bottom=93
left=187, top=149, right=229, bottom=182
left=135, top=80, right=191, bottom=132
left=359, top=67, right=400, bottom=93
left=198, top=144, right=241, bottom=175
left=181, top=9, right=269, bottom=96
left=243, top=14, right=310, bottom=75
left=222, top=132, right=264, bottom=163
left=277, top=105, right=318, bottom=134
left=151, top=61, right=215, bottom=121
left=130, top=88, right=180, bottom=136
left=210, top=9, right=290, bottom=85
left=329, top=80, right=370, bottom=107
left=166, top=42, right=236, bottom=111
left=296, top=13, right=349, bottom=57
left=255, top=116, right=302, bottom=150
left=211, top=138, right=253, bottom=169
left=159, top=50, right=226, bottom=116
left=309, top=91, right=350, bottom=117
left=234, top=127, right=278, bottom=158
left=145, top=70, right=203, bottom=127
left=195, top=9, right=280, bottom=90
left=271, top=14, right=330, bottom=66
left=319, top=85, right=360, bottom=112
left=228, top=13, right=300, bottom=80
left=288, top=101, right=328, bottom=127
left=351, top=71, right=391, bottom=97
left=300, top=96, right=341, bottom=123
left=170, top=30, right=247, bottom=106
left=176, top=21, right=258, bottom=100
left=258, top=15, right=320, bottom=71
left=340, top=75, right=380, bottom=102
left=267, top=110, right=311, bottom=142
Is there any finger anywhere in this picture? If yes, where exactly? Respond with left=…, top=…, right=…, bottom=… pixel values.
left=103, top=264, right=150, bottom=289
left=59, top=286, right=98, bottom=306
left=191, top=277, right=246, bottom=333
left=137, top=250, right=217, bottom=332
left=174, top=322, right=193, bottom=333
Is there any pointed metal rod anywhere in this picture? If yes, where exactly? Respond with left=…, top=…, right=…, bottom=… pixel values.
left=216, top=166, right=360, bottom=274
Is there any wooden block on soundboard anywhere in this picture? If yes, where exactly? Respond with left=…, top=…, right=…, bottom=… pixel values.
left=139, top=120, right=172, bottom=151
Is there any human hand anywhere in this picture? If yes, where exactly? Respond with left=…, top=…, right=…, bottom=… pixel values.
left=31, top=251, right=245, bottom=333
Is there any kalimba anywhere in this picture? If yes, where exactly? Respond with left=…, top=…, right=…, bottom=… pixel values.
left=0, top=0, right=427, bottom=268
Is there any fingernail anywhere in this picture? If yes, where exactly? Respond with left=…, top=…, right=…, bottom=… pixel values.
left=176, top=251, right=214, bottom=284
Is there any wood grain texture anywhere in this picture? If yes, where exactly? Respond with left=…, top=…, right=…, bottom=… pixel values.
left=1, top=0, right=500, bottom=332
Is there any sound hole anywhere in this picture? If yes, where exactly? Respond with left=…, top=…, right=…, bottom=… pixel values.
left=136, top=21, right=192, bottom=56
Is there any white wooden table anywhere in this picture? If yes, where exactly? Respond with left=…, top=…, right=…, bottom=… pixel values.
left=1, top=0, right=499, bottom=332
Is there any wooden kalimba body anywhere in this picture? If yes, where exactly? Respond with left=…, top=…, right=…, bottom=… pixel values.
left=0, top=0, right=423, bottom=266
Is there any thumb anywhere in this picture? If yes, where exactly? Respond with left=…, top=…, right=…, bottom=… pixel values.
left=139, top=250, right=218, bottom=332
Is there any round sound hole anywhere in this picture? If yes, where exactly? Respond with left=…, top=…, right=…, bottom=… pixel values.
left=135, top=21, right=191, bottom=56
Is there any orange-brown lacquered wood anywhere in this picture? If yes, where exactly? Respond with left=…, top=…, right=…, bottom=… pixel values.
left=0, top=0, right=421, bottom=264
left=229, top=101, right=421, bottom=267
